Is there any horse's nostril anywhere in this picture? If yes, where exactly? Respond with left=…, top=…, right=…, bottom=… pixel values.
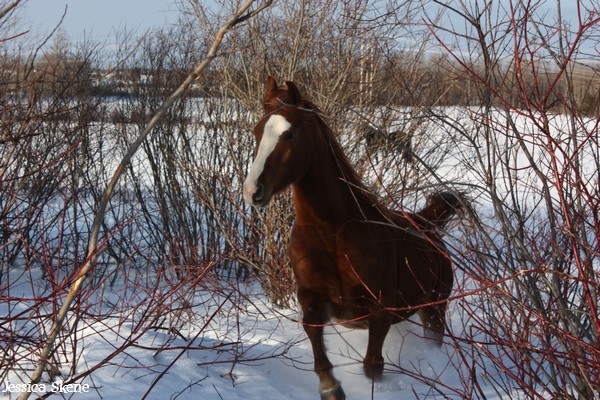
left=252, top=184, right=264, bottom=203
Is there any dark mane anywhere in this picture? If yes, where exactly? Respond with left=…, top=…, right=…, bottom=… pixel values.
left=265, top=81, right=387, bottom=218
left=296, top=100, right=388, bottom=218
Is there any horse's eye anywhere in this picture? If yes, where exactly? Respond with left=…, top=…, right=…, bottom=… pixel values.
left=283, top=130, right=295, bottom=140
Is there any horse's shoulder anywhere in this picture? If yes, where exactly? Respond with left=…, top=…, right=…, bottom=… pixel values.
left=291, top=222, right=336, bottom=256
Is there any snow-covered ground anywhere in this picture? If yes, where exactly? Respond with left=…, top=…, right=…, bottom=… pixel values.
left=0, top=270, right=512, bottom=400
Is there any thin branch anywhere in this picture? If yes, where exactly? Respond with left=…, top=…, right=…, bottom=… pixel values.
left=0, top=0, right=21, bottom=21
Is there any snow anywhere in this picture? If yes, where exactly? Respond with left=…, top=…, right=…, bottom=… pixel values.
left=0, top=267, right=529, bottom=400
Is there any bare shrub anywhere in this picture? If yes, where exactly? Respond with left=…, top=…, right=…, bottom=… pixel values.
left=426, top=1, right=600, bottom=397
left=1, top=1, right=277, bottom=397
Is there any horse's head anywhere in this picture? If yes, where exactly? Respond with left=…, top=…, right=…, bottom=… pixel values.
left=243, top=76, right=313, bottom=207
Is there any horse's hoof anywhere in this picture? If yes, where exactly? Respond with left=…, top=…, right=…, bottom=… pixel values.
left=320, top=383, right=346, bottom=400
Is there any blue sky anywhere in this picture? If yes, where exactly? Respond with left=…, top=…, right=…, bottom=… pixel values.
left=22, top=0, right=181, bottom=43
left=19, top=1, right=595, bottom=57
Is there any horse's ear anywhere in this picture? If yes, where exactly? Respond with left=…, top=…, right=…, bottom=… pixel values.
left=264, top=76, right=278, bottom=98
left=285, top=81, right=302, bottom=105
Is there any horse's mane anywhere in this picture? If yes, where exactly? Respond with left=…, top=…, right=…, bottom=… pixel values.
left=296, top=100, right=388, bottom=217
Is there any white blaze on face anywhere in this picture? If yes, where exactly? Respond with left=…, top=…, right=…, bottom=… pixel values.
left=243, top=114, right=292, bottom=205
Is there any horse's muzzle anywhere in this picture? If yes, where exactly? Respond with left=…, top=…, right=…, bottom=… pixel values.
left=251, top=183, right=267, bottom=206
left=243, top=179, right=270, bottom=207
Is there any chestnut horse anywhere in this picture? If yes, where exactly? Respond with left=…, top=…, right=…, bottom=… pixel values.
left=243, top=77, right=461, bottom=400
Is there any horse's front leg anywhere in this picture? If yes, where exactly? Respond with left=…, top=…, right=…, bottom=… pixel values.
left=298, top=288, right=346, bottom=400
left=363, top=310, right=392, bottom=380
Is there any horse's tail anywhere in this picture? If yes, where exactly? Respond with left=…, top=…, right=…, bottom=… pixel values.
left=416, top=192, right=463, bottom=229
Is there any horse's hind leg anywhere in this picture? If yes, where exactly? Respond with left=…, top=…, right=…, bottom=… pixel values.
left=298, top=289, right=345, bottom=400
left=418, top=303, right=447, bottom=346
left=364, top=310, right=392, bottom=379
left=420, top=260, right=453, bottom=346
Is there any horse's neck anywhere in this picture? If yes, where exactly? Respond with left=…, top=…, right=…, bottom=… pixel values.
left=292, top=150, right=380, bottom=227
